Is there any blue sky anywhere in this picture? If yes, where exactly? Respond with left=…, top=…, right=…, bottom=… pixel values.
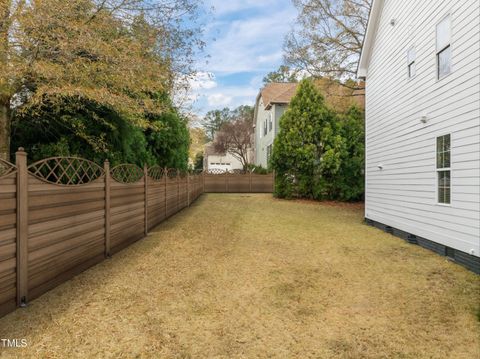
left=187, top=0, right=297, bottom=117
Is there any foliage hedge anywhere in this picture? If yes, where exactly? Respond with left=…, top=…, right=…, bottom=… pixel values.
left=11, top=94, right=189, bottom=170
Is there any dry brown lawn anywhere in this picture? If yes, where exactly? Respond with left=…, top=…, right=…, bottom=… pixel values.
left=0, top=194, right=479, bottom=358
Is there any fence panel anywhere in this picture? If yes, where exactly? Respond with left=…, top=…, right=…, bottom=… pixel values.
left=204, top=170, right=228, bottom=193
left=0, top=159, right=17, bottom=317
left=203, top=170, right=274, bottom=193
left=189, top=174, right=201, bottom=202
left=110, top=164, right=145, bottom=254
left=26, top=158, right=106, bottom=301
left=166, top=170, right=179, bottom=217
left=147, top=167, right=166, bottom=231
left=251, top=173, right=274, bottom=193
left=178, top=172, right=188, bottom=209
left=0, top=149, right=275, bottom=318
left=226, top=173, right=250, bottom=193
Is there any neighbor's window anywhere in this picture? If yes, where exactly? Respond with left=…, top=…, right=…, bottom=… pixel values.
left=269, top=113, right=273, bottom=132
left=263, top=119, right=267, bottom=136
left=436, top=15, right=451, bottom=79
left=436, top=134, right=451, bottom=204
left=407, top=47, right=416, bottom=78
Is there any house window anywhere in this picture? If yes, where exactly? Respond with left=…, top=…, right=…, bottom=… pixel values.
left=436, top=15, right=451, bottom=79
left=263, top=119, right=267, bottom=136
left=407, top=47, right=416, bottom=78
left=269, top=113, right=273, bottom=132
left=436, top=134, right=451, bottom=204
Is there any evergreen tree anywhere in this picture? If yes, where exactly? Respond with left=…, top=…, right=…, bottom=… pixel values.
left=333, top=106, right=365, bottom=201
left=271, top=79, right=337, bottom=198
left=271, top=79, right=364, bottom=201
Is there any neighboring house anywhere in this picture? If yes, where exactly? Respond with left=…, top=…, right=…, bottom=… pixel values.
left=358, top=0, right=480, bottom=272
left=203, top=142, right=244, bottom=172
left=253, top=83, right=298, bottom=168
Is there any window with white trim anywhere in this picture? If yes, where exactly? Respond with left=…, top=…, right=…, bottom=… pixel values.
left=436, top=15, right=451, bottom=79
left=407, top=47, right=416, bottom=78
left=269, top=113, right=273, bottom=132
left=436, top=134, right=451, bottom=204
left=263, top=119, right=267, bottom=136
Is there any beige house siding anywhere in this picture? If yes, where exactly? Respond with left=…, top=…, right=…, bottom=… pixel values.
left=253, top=84, right=297, bottom=168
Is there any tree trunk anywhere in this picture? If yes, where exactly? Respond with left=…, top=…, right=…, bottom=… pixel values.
left=0, top=100, right=10, bottom=160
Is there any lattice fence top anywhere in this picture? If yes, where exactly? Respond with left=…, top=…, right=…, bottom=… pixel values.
left=0, top=158, right=16, bottom=178
left=205, top=168, right=226, bottom=175
left=111, top=164, right=144, bottom=183
left=178, top=170, right=188, bottom=178
left=148, top=165, right=165, bottom=181
left=28, top=157, right=104, bottom=185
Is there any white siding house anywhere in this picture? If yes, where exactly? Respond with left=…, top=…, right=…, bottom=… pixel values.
left=203, top=142, right=245, bottom=173
left=358, top=0, right=480, bottom=272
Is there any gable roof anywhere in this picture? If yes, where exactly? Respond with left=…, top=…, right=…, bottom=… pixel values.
left=357, top=0, right=384, bottom=79
left=258, top=83, right=298, bottom=110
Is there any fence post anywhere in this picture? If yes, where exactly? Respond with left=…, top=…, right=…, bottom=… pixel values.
left=187, top=172, right=190, bottom=207
left=177, top=171, right=180, bottom=211
left=202, top=170, right=205, bottom=193
left=225, top=170, right=228, bottom=192
left=164, top=168, right=168, bottom=218
left=104, top=160, right=111, bottom=258
left=16, top=148, right=28, bottom=307
left=144, top=164, right=148, bottom=236
left=249, top=170, right=252, bottom=193
left=272, top=170, right=275, bottom=193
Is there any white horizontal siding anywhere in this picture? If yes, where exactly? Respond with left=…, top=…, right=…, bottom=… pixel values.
left=365, top=0, right=480, bottom=256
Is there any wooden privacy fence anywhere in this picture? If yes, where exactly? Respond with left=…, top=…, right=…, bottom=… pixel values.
left=0, top=150, right=274, bottom=318
left=203, top=169, right=274, bottom=193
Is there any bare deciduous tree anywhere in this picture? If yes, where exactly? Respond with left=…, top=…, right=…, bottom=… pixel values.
left=213, top=109, right=254, bottom=171
left=284, top=0, right=371, bottom=82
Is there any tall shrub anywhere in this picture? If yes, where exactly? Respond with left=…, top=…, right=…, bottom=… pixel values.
left=270, top=79, right=337, bottom=198
left=271, top=79, right=364, bottom=201
left=334, top=106, right=365, bottom=201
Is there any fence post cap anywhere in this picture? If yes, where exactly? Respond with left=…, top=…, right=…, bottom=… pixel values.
left=16, top=147, right=26, bottom=153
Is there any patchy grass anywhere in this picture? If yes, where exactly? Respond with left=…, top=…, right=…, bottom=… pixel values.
left=0, top=194, right=479, bottom=358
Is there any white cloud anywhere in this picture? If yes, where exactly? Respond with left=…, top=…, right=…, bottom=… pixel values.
left=257, top=52, right=283, bottom=64
left=189, top=72, right=217, bottom=90
left=187, top=0, right=297, bottom=116
left=204, top=8, right=296, bottom=74
left=207, top=93, right=233, bottom=106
